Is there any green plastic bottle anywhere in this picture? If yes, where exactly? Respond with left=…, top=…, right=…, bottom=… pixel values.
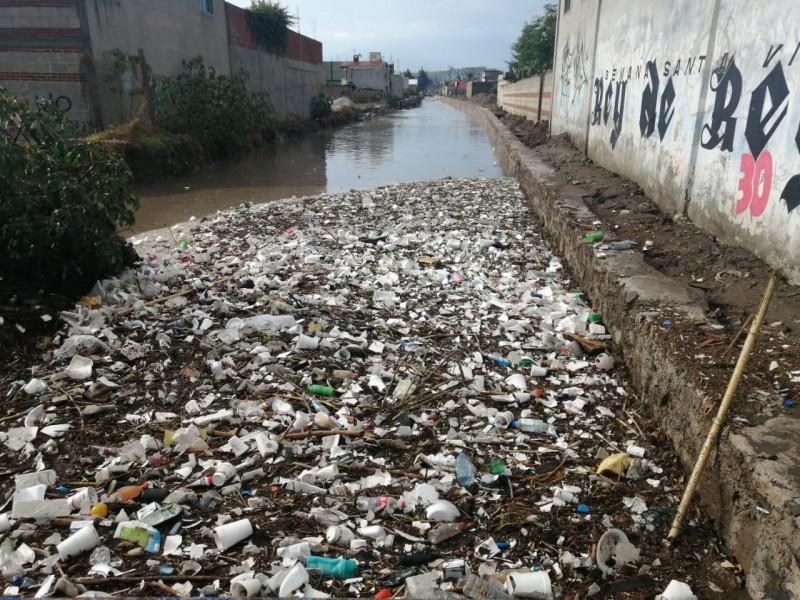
left=585, top=231, right=605, bottom=243
left=308, top=385, right=335, bottom=397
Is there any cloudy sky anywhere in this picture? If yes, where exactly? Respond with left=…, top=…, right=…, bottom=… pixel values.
left=228, top=0, right=550, bottom=72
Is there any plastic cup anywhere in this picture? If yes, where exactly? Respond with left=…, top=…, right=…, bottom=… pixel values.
left=57, top=524, right=101, bottom=560
left=494, top=411, right=515, bottom=428
left=505, top=373, right=527, bottom=390
left=256, top=433, right=278, bottom=457
left=295, top=334, right=319, bottom=350
left=326, top=525, right=355, bottom=545
left=292, top=411, right=310, bottom=432
left=69, top=487, right=98, bottom=510
left=506, top=571, right=553, bottom=599
left=213, top=518, right=253, bottom=550
left=231, top=578, right=261, bottom=598
left=530, top=366, right=548, bottom=377
left=0, top=513, right=10, bottom=533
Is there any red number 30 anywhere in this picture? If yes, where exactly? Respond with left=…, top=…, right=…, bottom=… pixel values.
left=736, top=151, right=772, bottom=217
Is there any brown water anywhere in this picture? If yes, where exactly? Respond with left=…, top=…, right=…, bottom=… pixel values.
left=130, top=99, right=507, bottom=234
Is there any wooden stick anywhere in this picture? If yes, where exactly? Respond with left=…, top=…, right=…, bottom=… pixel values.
left=668, top=271, right=778, bottom=541
left=281, top=428, right=367, bottom=440
left=116, top=276, right=232, bottom=317
left=76, top=575, right=221, bottom=585
left=722, top=313, right=754, bottom=357
left=149, top=580, right=187, bottom=597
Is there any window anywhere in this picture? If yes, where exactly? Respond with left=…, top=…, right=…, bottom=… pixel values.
left=200, top=0, right=213, bottom=15
left=564, top=0, right=571, bottom=13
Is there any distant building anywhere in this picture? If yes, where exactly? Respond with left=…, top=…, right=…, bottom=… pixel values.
left=336, top=52, right=405, bottom=95
left=481, top=69, right=503, bottom=82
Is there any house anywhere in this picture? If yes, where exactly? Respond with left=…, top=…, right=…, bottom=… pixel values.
left=481, top=69, right=503, bottom=82
left=337, top=52, right=404, bottom=96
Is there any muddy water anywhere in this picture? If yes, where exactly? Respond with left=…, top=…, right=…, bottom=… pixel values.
left=130, top=99, right=507, bottom=234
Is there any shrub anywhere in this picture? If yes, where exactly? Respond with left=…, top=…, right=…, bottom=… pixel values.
left=245, top=0, right=296, bottom=55
left=310, top=94, right=332, bottom=120
left=153, top=56, right=277, bottom=159
left=0, top=90, right=139, bottom=294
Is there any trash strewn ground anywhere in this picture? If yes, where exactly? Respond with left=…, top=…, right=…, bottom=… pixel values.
left=0, top=178, right=746, bottom=598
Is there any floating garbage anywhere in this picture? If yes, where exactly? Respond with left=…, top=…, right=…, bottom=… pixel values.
left=0, top=178, right=739, bottom=596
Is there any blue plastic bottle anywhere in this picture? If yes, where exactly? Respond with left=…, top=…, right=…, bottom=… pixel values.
left=455, top=452, right=476, bottom=487
left=306, top=556, right=358, bottom=579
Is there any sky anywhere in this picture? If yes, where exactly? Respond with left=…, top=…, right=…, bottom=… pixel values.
left=228, top=0, right=550, bottom=72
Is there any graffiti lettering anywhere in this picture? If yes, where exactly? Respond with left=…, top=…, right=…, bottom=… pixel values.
left=700, top=58, right=742, bottom=152
left=780, top=125, right=800, bottom=213
left=591, top=78, right=603, bottom=126
left=610, top=81, right=627, bottom=149
left=639, top=61, right=659, bottom=138
left=560, top=36, right=590, bottom=105
left=745, top=62, right=789, bottom=159
left=736, top=151, right=773, bottom=217
left=658, top=78, right=676, bottom=141
left=603, top=83, right=613, bottom=125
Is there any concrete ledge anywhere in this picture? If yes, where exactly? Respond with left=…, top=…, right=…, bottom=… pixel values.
left=442, top=97, right=800, bottom=599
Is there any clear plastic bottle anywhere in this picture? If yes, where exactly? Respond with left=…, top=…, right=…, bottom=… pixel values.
left=455, top=452, right=476, bottom=487
left=428, top=522, right=466, bottom=544
left=461, top=574, right=512, bottom=600
left=355, top=496, right=405, bottom=511
left=512, top=418, right=557, bottom=437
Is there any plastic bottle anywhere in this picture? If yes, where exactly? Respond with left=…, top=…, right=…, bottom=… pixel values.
left=108, top=483, right=148, bottom=503
left=585, top=231, right=605, bottom=243
left=512, top=418, right=557, bottom=437
left=305, top=556, right=358, bottom=579
left=455, top=452, right=476, bottom=487
left=356, top=496, right=405, bottom=511
left=308, top=385, right=335, bottom=397
left=428, top=522, right=466, bottom=544
left=608, top=240, right=634, bottom=250
left=461, top=574, right=513, bottom=600
left=487, top=355, right=512, bottom=368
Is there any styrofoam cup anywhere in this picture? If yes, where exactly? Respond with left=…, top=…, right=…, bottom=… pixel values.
left=213, top=518, right=253, bottom=550
left=326, top=525, right=355, bottom=545
left=57, top=524, right=101, bottom=560
left=530, top=366, right=548, bottom=377
left=295, top=334, right=319, bottom=350
left=506, top=571, right=553, bottom=599
left=231, top=577, right=261, bottom=598
left=0, top=513, right=10, bottom=533
left=255, top=433, right=278, bottom=457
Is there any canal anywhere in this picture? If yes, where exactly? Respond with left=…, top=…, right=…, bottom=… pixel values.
left=131, top=99, right=508, bottom=234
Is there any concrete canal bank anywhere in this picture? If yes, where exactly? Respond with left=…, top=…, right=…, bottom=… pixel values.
left=443, top=97, right=800, bottom=598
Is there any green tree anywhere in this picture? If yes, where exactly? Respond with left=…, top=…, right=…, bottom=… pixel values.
left=0, top=90, right=139, bottom=293
left=506, top=3, right=556, bottom=82
left=466, top=71, right=475, bottom=81
left=417, top=68, right=431, bottom=91
left=245, top=0, right=296, bottom=55
left=403, top=68, right=413, bottom=78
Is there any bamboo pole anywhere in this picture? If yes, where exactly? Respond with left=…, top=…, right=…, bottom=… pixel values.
left=668, top=271, right=779, bottom=541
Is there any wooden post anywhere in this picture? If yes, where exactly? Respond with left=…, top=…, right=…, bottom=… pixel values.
left=668, top=271, right=779, bottom=541
left=137, top=48, right=157, bottom=126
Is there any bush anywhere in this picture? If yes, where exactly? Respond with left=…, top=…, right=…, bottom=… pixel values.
left=153, top=56, right=277, bottom=159
left=245, top=0, right=296, bottom=55
left=310, top=94, right=332, bottom=120
left=0, top=90, right=139, bottom=294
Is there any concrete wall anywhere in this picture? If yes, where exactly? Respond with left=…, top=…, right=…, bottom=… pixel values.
left=467, top=81, right=496, bottom=99
left=226, top=3, right=323, bottom=120
left=345, top=64, right=391, bottom=91
left=498, top=71, right=553, bottom=122
left=552, top=0, right=800, bottom=283
left=0, top=0, right=95, bottom=126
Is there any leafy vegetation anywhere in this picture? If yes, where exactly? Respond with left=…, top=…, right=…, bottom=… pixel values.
left=245, top=0, right=296, bottom=55
left=506, top=4, right=557, bottom=82
left=152, top=56, right=277, bottom=159
left=310, top=93, right=332, bottom=120
left=0, top=89, right=139, bottom=294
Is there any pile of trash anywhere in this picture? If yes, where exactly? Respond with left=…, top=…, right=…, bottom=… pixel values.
left=0, top=178, right=729, bottom=597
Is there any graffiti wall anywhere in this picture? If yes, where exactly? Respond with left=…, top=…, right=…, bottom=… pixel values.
left=551, top=0, right=800, bottom=283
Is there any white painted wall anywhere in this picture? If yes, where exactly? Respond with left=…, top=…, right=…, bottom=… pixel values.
left=551, top=0, right=800, bottom=284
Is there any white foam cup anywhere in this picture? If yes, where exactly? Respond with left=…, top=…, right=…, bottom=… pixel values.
left=69, top=487, right=98, bottom=510
left=57, top=524, right=100, bottom=560
left=231, top=578, right=261, bottom=598
left=213, top=518, right=253, bottom=550
left=506, top=571, right=553, bottom=599
left=326, top=525, right=355, bottom=545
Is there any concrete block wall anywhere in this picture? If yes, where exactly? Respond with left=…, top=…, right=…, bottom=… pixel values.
left=551, top=0, right=800, bottom=284
left=0, top=0, right=94, bottom=125
left=225, top=3, right=323, bottom=121
left=498, top=71, right=553, bottom=122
